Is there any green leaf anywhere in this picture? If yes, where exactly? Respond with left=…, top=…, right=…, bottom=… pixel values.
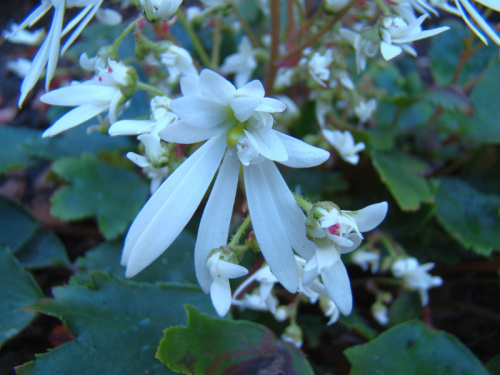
left=426, top=86, right=472, bottom=114
left=73, top=231, right=197, bottom=284
left=0, top=248, right=44, bottom=349
left=388, top=290, right=422, bottom=326
left=0, top=196, right=68, bottom=268
left=156, top=305, right=314, bottom=375
left=486, top=354, right=500, bottom=375
left=371, top=150, right=433, bottom=211
left=338, top=311, right=377, bottom=341
left=435, top=177, right=500, bottom=256
left=344, top=320, right=489, bottom=375
left=17, top=272, right=214, bottom=375
left=0, top=126, right=42, bottom=173
left=50, top=154, right=148, bottom=240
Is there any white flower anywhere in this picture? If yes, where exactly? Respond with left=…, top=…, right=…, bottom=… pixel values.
left=40, top=60, right=136, bottom=137
left=371, top=301, right=389, bottom=325
left=339, top=27, right=379, bottom=73
left=7, top=58, right=32, bottom=78
left=303, top=202, right=388, bottom=315
left=10, top=0, right=106, bottom=106
left=379, top=7, right=449, bottom=60
left=232, top=265, right=278, bottom=313
left=109, top=96, right=178, bottom=137
left=322, top=129, right=365, bottom=165
left=319, top=296, right=340, bottom=325
left=220, top=36, right=257, bottom=88
left=351, top=248, right=381, bottom=273
left=3, top=23, right=45, bottom=45
left=160, top=44, right=198, bottom=83
left=354, top=98, right=377, bottom=123
left=121, top=70, right=330, bottom=300
left=127, top=134, right=169, bottom=194
left=207, top=251, right=248, bottom=316
left=392, top=257, right=443, bottom=305
left=95, top=8, right=123, bottom=25
left=138, top=0, right=183, bottom=23
left=454, top=0, right=500, bottom=45
left=304, top=50, right=334, bottom=87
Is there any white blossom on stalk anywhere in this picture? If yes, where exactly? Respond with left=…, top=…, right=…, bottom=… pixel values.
left=127, top=134, right=169, bottom=194
left=339, top=27, right=379, bottom=73
left=351, top=248, right=381, bottom=273
left=303, top=49, right=334, bottom=87
left=7, top=58, right=32, bottom=78
left=138, top=0, right=183, bottom=23
left=354, top=98, right=377, bottom=123
left=220, top=36, right=257, bottom=88
left=9, top=0, right=108, bottom=106
left=40, top=59, right=137, bottom=137
left=160, top=44, right=198, bottom=83
left=322, top=129, right=365, bottom=165
left=392, top=257, right=443, bottom=305
left=379, top=7, right=449, bottom=60
left=371, top=301, right=389, bottom=325
left=3, top=23, right=45, bottom=45
left=303, top=202, right=388, bottom=315
left=454, top=0, right=500, bottom=45
left=232, top=265, right=279, bottom=313
left=319, top=296, right=340, bottom=325
left=121, top=70, right=330, bottom=306
left=207, top=250, right=248, bottom=316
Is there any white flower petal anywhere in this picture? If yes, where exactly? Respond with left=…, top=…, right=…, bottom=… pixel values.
left=347, top=202, right=388, bottom=232
left=475, top=0, right=500, bottom=11
left=244, top=162, right=299, bottom=293
left=210, top=277, right=232, bottom=316
left=217, top=261, right=248, bottom=279
left=276, top=132, right=330, bottom=168
left=171, top=95, right=228, bottom=127
left=380, top=41, right=403, bottom=60
left=60, top=3, right=101, bottom=56
left=195, top=154, right=240, bottom=293
left=127, top=152, right=150, bottom=168
left=236, top=80, right=265, bottom=98
left=41, top=84, right=117, bottom=106
left=179, top=74, right=200, bottom=96
left=199, top=69, right=236, bottom=104
left=230, top=96, right=261, bottom=122
left=123, top=134, right=226, bottom=277
left=42, top=103, right=108, bottom=137
left=321, top=260, right=353, bottom=315
left=45, top=2, right=64, bottom=91
left=108, top=119, right=155, bottom=136
left=244, top=128, right=288, bottom=162
left=160, top=120, right=226, bottom=144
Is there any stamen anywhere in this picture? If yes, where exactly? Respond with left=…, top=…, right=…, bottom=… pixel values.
left=328, top=223, right=341, bottom=236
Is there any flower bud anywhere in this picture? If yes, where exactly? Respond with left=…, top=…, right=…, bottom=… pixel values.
left=323, top=0, right=350, bottom=13
left=282, top=324, right=303, bottom=348
left=138, top=0, right=183, bottom=23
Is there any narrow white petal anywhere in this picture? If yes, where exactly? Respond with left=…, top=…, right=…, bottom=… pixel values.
left=45, top=2, right=65, bottom=91
left=42, top=103, right=108, bottom=137
left=127, top=153, right=150, bottom=168
left=455, top=0, right=489, bottom=44
left=108, top=119, right=155, bottom=136
left=315, top=238, right=340, bottom=272
left=244, top=162, right=299, bottom=293
left=107, top=91, right=123, bottom=124
left=244, top=128, right=288, bottom=162
left=41, top=84, right=117, bottom=106
left=16, top=2, right=52, bottom=31
left=195, top=154, right=240, bottom=293
left=171, top=96, right=228, bottom=127
left=321, top=260, right=353, bottom=315
left=160, top=120, right=226, bottom=144
left=256, top=97, right=287, bottom=113
left=217, top=262, right=248, bottom=279
left=61, top=3, right=101, bottom=55
left=395, top=26, right=450, bottom=44
left=302, top=255, right=319, bottom=285
left=210, top=277, right=232, bottom=316
left=459, top=0, right=500, bottom=45
left=123, top=134, right=226, bottom=277
left=260, top=160, right=315, bottom=259
left=275, top=132, right=330, bottom=168
left=475, top=0, right=500, bottom=12
left=60, top=5, right=92, bottom=38
left=347, top=202, right=388, bottom=232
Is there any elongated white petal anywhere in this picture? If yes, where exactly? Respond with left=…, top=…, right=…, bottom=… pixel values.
left=42, top=103, right=108, bottom=137
left=347, top=202, right=388, bottom=232
left=108, top=119, right=155, bottom=136
left=127, top=152, right=150, bottom=168
left=195, top=154, right=240, bottom=293
left=244, top=162, right=299, bottom=293
left=321, top=260, right=353, bottom=315
left=107, top=90, right=123, bottom=124
left=476, top=0, right=500, bottom=11
left=61, top=2, right=102, bottom=56
left=260, top=160, right=315, bottom=259
left=237, top=80, right=265, bottom=98
left=41, top=84, right=117, bottom=106
left=199, top=69, right=236, bottom=104
left=61, top=4, right=92, bottom=38
left=395, top=26, right=450, bottom=44
left=244, top=128, right=288, bottom=162
left=302, top=255, right=319, bottom=285
left=123, top=134, right=226, bottom=276
left=45, top=2, right=65, bottom=91
left=171, top=95, right=228, bottom=127
left=256, top=97, right=287, bottom=113
left=316, top=239, right=340, bottom=272
left=210, top=277, right=232, bottom=316
left=217, top=261, right=248, bottom=279
left=160, top=120, right=226, bottom=144
left=458, top=0, right=500, bottom=45
left=275, top=132, right=330, bottom=168
left=15, top=2, right=52, bottom=31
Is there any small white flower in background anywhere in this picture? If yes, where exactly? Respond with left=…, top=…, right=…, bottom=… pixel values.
left=322, top=129, right=366, bottom=165
left=303, top=49, right=334, bottom=87
left=392, top=257, right=443, bottom=305
left=186, top=6, right=203, bottom=22
left=393, top=0, right=440, bottom=16
left=41, top=59, right=137, bottom=137
left=95, top=8, right=122, bottom=25
left=3, top=23, right=45, bottom=45
left=354, top=98, right=377, bottom=123
left=9, top=0, right=108, bottom=106
left=319, top=296, right=340, bottom=325
left=206, top=250, right=248, bottom=316
left=454, top=0, right=500, bottom=45
left=127, top=134, right=170, bottom=194
left=160, top=44, right=198, bottom=83
left=379, top=6, right=449, bottom=60
left=232, top=265, right=279, bottom=313
left=303, top=202, right=388, bottom=315
left=6, top=58, right=32, bottom=78
left=323, top=0, right=350, bottom=13
left=274, top=67, right=294, bottom=90
left=109, top=96, right=178, bottom=137
left=220, top=36, right=257, bottom=88
left=351, top=248, right=381, bottom=273
left=121, top=69, right=330, bottom=305
left=138, top=0, right=183, bottom=23
left=339, top=27, right=379, bottom=73
left=371, top=301, right=390, bottom=325
left=329, top=69, right=355, bottom=90
left=282, top=325, right=303, bottom=348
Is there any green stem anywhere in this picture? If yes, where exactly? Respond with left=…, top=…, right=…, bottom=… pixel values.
left=112, top=18, right=141, bottom=54
left=211, top=13, right=222, bottom=68
left=176, top=9, right=212, bottom=68
left=229, top=215, right=252, bottom=247
left=293, top=194, right=313, bottom=212
left=265, top=0, right=281, bottom=94
left=137, top=81, right=166, bottom=96
left=232, top=3, right=262, bottom=49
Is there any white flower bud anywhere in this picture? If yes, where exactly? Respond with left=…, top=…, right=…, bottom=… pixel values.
left=138, top=0, right=183, bottom=23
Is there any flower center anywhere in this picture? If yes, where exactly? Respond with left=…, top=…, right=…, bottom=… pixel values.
left=328, top=223, right=341, bottom=236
